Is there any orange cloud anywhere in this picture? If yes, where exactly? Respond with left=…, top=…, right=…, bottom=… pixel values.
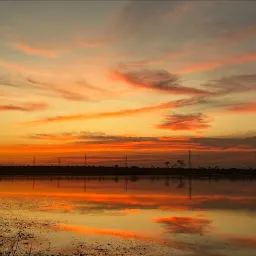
left=157, top=114, right=211, bottom=131
left=14, top=43, right=57, bottom=58
left=227, top=102, right=256, bottom=113
left=179, top=51, right=256, bottom=74
left=0, top=103, right=47, bottom=112
left=1, top=136, right=255, bottom=157
left=21, top=100, right=187, bottom=126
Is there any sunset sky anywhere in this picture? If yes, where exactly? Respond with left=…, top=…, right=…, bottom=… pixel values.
left=0, top=0, right=256, bottom=167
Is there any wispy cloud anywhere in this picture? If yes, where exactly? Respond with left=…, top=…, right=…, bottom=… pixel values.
left=21, top=98, right=196, bottom=126
left=203, top=74, right=256, bottom=96
left=185, top=74, right=256, bottom=113
left=29, top=132, right=167, bottom=146
left=157, top=113, right=211, bottom=131
left=178, top=51, right=256, bottom=74
left=24, top=132, right=256, bottom=154
left=191, top=136, right=256, bottom=150
left=112, top=69, right=209, bottom=95
left=0, top=73, right=92, bottom=102
left=118, top=51, right=187, bottom=68
left=14, top=43, right=57, bottom=58
left=26, top=77, right=92, bottom=101
left=0, top=60, right=40, bottom=74
left=0, top=103, right=47, bottom=112
left=226, top=102, right=256, bottom=113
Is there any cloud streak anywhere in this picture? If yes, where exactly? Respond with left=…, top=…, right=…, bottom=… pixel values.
left=178, top=51, right=256, bottom=74
left=26, top=77, right=91, bottom=101
left=0, top=103, right=47, bottom=112
left=112, top=69, right=209, bottom=95
left=21, top=98, right=196, bottom=126
left=14, top=43, right=57, bottom=58
left=0, top=73, right=93, bottom=102
left=226, top=102, right=256, bottom=113
left=157, top=113, right=211, bottom=131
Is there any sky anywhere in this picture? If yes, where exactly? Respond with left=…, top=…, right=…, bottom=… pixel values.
left=0, top=0, right=256, bottom=168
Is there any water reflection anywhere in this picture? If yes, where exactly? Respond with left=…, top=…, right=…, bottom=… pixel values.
left=0, top=176, right=255, bottom=256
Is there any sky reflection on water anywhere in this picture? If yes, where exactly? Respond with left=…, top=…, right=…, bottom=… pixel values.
left=0, top=176, right=255, bottom=256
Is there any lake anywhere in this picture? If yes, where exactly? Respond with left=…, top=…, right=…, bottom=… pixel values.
left=0, top=176, right=255, bottom=256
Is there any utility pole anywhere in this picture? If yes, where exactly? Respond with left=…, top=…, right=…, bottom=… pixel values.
left=58, top=157, right=61, bottom=166
left=84, top=153, right=87, bottom=166
left=188, top=150, right=192, bottom=169
left=33, top=156, right=36, bottom=166
left=125, top=155, right=128, bottom=168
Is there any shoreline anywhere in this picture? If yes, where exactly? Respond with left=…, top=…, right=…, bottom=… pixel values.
left=0, top=166, right=255, bottom=179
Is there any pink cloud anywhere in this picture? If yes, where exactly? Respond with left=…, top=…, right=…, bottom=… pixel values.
left=14, top=43, right=57, bottom=58
left=178, top=51, right=256, bottom=74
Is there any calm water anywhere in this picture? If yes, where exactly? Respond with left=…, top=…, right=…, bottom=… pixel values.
left=0, top=176, right=255, bottom=256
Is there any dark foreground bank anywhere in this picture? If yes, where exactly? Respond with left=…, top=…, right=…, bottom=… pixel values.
left=0, top=166, right=256, bottom=179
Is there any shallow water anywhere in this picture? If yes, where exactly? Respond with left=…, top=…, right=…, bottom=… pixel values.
left=0, top=176, right=255, bottom=256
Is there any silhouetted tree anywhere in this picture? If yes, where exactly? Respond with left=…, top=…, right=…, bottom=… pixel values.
left=164, top=161, right=170, bottom=168
left=177, top=160, right=185, bottom=168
